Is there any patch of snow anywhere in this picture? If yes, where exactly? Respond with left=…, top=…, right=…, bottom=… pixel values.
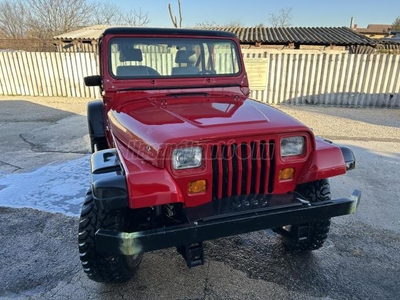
left=0, top=156, right=90, bottom=216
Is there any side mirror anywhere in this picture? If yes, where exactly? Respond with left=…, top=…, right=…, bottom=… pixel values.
left=84, top=75, right=101, bottom=87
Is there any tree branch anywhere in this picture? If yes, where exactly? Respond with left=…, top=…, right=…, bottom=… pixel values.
left=178, top=0, right=183, bottom=28
left=168, top=3, right=178, bottom=28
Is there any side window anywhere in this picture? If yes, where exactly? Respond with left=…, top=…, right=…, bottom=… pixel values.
left=110, top=43, right=119, bottom=76
left=197, top=43, right=217, bottom=73
left=109, top=40, right=166, bottom=76
left=213, top=42, right=239, bottom=74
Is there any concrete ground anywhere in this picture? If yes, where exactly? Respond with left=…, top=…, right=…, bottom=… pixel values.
left=0, top=96, right=89, bottom=173
left=0, top=95, right=399, bottom=299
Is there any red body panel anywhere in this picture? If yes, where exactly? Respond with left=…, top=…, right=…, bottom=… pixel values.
left=107, top=91, right=311, bottom=166
left=96, top=30, right=347, bottom=209
left=115, top=139, right=184, bottom=208
left=297, top=138, right=346, bottom=184
left=105, top=91, right=346, bottom=209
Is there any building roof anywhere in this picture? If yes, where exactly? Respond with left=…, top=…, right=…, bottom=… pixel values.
left=202, top=26, right=372, bottom=45
left=54, top=25, right=111, bottom=41
left=54, top=25, right=236, bottom=41
left=376, top=37, right=400, bottom=44
left=54, top=25, right=373, bottom=46
left=355, top=24, right=392, bottom=34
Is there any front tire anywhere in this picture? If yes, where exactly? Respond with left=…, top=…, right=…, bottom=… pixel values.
left=78, top=190, right=142, bottom=283
left=277, top=179, right=331, bottom=251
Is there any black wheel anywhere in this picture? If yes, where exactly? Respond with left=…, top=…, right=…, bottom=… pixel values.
left=78, top=190, right=142, bottom=283
left=277, top=179, right=331, bottom=251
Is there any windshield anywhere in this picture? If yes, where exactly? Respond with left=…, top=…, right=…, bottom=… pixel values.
left=109, top=37, right=241, bottom=78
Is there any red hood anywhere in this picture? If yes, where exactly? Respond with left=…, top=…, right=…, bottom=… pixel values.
left=108, top=92, right=313, bottom=166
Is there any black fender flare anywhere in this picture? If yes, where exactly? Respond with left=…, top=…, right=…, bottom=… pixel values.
left=339, top=145, right=356, bottom=171
left=90, top=149, right=128, bottom=210
left=316, top=137, right=356, bottom=171
left=87, top=100, right=107, bottom=152
left=87, top=100, right=105, bottom=138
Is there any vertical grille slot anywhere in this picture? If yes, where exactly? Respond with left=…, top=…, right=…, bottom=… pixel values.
left=217, top=146, right=223, bottom=199
left=211, top=145, right=218, bottom=201
left=211, top=139, right=275, bottom=200
left=221, top=144, right=229, bottom=198
left=250, top=142, right=257, bottom=194
left=241, top=143, right=248, bottom=194
left=236, top=143, right=243, bottom=195
left=231, top=144, right=238, bottom=196
left=268, top=140, right=275, bottom=193
left=259, top=141, right=268, bottom=194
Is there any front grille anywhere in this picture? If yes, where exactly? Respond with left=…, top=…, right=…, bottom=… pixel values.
left=211, top=140, right=275, bottom=200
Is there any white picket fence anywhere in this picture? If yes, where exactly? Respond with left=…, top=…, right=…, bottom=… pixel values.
left=0, top=51, right=98, bottom=98
left=0, top=51, right=399, bottom=107
left=247, top=52, right=400, bottom=107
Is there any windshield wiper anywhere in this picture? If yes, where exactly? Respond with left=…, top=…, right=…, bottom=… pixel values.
left=166, top=92, right=209, bottom=98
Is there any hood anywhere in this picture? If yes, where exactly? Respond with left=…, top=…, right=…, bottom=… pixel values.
left=108, top=93, right=312, bottom=166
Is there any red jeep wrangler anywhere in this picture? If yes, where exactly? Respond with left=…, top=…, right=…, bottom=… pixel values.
left=80, top=27, right=361, bottom=283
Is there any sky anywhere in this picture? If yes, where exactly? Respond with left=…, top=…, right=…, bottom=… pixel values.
left=111, top=0, right=399, bottom=28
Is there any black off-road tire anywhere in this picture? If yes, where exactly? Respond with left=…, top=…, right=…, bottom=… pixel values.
left=278, top=179, right=331, bottom=251
left=78, top=190, right=142, bottom=283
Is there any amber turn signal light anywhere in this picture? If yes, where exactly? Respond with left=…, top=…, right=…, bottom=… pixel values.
left=188, top=180, right=207, bottom=194
left=279, top=168, right=294, bottom=181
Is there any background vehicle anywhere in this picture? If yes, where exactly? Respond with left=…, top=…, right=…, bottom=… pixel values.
left=79, top=28, right=361, bottom=283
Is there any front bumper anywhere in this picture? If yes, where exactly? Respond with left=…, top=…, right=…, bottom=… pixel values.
left=95, top=190, right=361, bottom=256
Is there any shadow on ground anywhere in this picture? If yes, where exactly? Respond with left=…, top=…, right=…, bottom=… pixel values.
left=278, top=103, right=400, bottom=129
left=279, top=92, right=400, bottom=110
left=0, top=100, right=89, bottom=173
left=0, top=100, right=76, bottom=122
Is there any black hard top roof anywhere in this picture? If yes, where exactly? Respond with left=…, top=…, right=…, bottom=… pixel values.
left=101, top=27, right=237, bottom=39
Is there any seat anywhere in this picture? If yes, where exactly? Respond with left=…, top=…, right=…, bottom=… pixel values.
left=117, top=48, right=159, bottom=77
left=171, top=50, right=199, bottom=75
left=119, top=48, right=143, bottom=62
left=116, top=66, right=159, bottom=77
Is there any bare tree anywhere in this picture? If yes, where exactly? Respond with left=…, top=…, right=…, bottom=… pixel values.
left=119, top=8, right=149, bottom=26
left=91, top=4, right=149, bottom=27
left=91, top=3, right=121, bottom=25
left=0, top=0, right=151, bottom=41
left=0, top=0, right=27, bottom=38
left=194, top=20, right=244, bottom=28
left=269, top=7, right=292, bottom=28
left=25, top=0, right=92, bottom=39
left=194, top=21, right=219, bottom=28
left=392, top=16, right=400, bottom=31
left=168, top=0, right=183, bottom=28
left=224, top=20, right=243, bottom=27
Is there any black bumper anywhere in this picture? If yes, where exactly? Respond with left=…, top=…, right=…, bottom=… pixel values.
left=95, top=190, right=361, bottom=256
